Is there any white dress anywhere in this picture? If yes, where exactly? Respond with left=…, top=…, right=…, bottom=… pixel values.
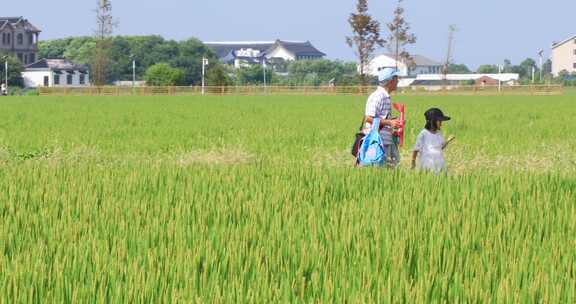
left=413, top=129, right=447, bottom=173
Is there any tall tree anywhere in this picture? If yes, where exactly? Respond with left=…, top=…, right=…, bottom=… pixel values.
left=387, top=0, right=416, bottom=70
left=346, top=0, right=386, bottom=86
left=93, top=0, right=116, bottom=85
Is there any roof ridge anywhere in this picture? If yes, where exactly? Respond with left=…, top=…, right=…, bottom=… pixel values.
left=552, top=35, right=576, bottom=49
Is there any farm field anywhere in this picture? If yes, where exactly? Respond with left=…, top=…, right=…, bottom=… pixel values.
left=0, top=94, right=575, bottom=302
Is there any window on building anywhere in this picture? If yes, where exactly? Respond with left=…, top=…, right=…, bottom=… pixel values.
left=43, top=76, right=49, bottom=87
left=54, top=74, right=60, bottom=85
left=67, top=74, right=73, bottom=85
left=24, top=54, right=28, bottom=64
left=17, top=33, right=23, bottom=45
left=573, top=63, right=576, bottom=69
left=17, top=53, right=23, bottom=62
left=29, top=34, right=34, bottom=45
left=79, top=74, right=86, bottom=85
left=29, top=53, right=35, bottom=63
left=7, top=33, right=11, bottom=44
left=1, top=33, right=5, bottom=44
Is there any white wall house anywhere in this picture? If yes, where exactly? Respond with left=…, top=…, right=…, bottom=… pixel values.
left=551, top=35, right=576, bottom=76
left=23, top=59, right=90, bottom=88
left=205, top=39, right=326, bottom=68
left=367, top=54, right=443, bottom=78
left=408, top=73, right=520, bottom=87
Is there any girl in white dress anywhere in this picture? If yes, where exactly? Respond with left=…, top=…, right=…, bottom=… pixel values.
left=411, top=108, right=454, bottom=174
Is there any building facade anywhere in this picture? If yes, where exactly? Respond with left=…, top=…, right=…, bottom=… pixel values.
left=205, top=40, right=326, bottom=68
left=0, top=17, right=41, bottom=65
left=367, top=54, right=443, bottom=78
left=551, top=35, right=576, bottom=76
left=23, top=59, right=90, bottom=88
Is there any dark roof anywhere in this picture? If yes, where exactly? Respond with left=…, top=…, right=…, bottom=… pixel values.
left=0, top=17, right=41, bottom=32
left=552, top=35, right=576, bottom=49
left=205, top=42, right=274, bottom=58
left=25, top=59, right=88, bottom=71
left=410, top=55, right=442, bottom=66
left=205, top=40, right=326, bottom=59
left=411, top=80, right=462, bottom=86
left=272, top=40, right=326, bottom=57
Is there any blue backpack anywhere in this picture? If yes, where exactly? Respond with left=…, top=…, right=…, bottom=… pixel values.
left=357, top=117, right=386, bottom=167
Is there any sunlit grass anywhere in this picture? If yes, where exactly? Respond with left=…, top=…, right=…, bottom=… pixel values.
left=0, top=94, right=574, bottom=302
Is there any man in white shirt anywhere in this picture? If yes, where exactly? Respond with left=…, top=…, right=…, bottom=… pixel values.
left=0, top=83, right=6, bottom=96
left=363, top=68, right=402, bottom=168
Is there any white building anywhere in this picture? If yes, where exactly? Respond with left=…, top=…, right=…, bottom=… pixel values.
left=367, top=54, right=443, bottom=78
left=551, top=35, right=576, bottom=76
left=407, top=73, right=519, bottom=87
left=22, top=59, right=90, bottom=88
left=205, top=39, right=326, bottom=68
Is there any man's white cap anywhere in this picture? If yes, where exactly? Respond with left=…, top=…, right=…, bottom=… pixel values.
left=378, top=68, right=400, bottom=82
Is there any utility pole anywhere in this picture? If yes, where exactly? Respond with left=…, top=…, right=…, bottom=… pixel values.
left=201, top=57, right=208, bottom=95
left=538, top=50, right=544, bottom=83
left=262, top=58, right=267, bottom=91
left=498, top=64, right=502, bottom=92
left=132, top=58, right=136, bottom=87
left=442, top=25, right=456, bottom=87
left=2, top=58, right=8, bottom=96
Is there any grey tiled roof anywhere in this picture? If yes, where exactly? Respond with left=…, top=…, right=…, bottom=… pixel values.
left=205, top=42, right=274, bottom=58
left=205, top=40, right=326, bottom=59
left=273, top=40, right=326, bottom=57
left=411, top=80, right=462, bottom=86
left=25, top=59, right=88, bottom=71
left=0, top=17, right=41, bottom=32
left=410, top=55, right=442, bottom=66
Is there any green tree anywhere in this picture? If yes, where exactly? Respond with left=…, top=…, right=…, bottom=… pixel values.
left=477, top=65, right=499, bottom=74
left=0, top=52, right=24, bottom=87
left=38, top=36, right=220, bottom=85
left=235, top=64, right=275, bottom=85
left=519, top=58, right=537, bottom=80
left=542, top=59, right=552, bottom=75
left=170, top=38, right=215, bottom=85
left=447, top=63, right=471, bottom=74
left=144, top=63, right=185, bottom=86
left=282, top=59, right=359, bottom=86
left=205, top=64, right=232, bottom=86
left=38, top=38, right=74, bottom=59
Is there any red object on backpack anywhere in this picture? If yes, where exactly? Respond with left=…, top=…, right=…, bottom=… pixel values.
left=393, top=103, right=405, bottom=147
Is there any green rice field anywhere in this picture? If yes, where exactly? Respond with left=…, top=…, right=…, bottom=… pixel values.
left=0, top=94, right=574, bottom=302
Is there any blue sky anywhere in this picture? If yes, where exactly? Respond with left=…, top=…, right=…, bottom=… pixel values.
left=3, top=0, right=574, bottom=68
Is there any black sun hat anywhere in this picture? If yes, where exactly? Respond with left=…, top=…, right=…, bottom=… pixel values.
left=425, top=108, right=451, bottom=121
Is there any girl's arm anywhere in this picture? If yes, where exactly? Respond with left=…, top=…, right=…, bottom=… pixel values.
left=442, top=135, right=455, bottom=150
left=411, top=151, right=418, bottom=169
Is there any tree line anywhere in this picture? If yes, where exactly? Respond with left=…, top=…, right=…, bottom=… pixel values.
left=34, top=35, right=361, bottom=87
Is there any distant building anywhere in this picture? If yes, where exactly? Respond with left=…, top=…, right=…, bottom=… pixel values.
left=23, top=59, right=90, bottom=88
left=0, top=17, right=41, bottom=65
left=367, top=54, right=443, bottom=78
left=408, top=73, right=519, bottom=87
left=205, top=39, right=326, bottom=68
left=551, top=35, right=576, bottom=76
